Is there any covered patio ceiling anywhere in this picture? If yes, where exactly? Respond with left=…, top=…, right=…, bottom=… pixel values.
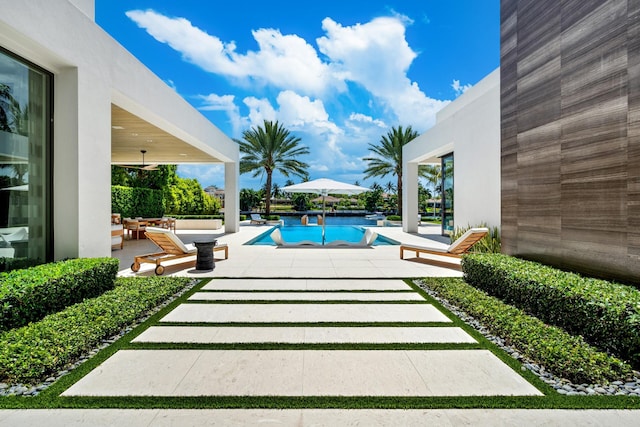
left=110, top=105, right=223, bottom=165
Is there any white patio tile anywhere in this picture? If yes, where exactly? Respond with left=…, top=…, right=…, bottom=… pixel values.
left=132, top=326, right=476, bottom=344
left=188, top=291, right=424, bottom=301
left=62, top=350, right=539, bottom=397
left=159, top=303, right=451, bottom=323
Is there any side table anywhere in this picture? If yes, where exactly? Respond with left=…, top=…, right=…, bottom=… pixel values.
left=194, top=240, right=217, bottom=270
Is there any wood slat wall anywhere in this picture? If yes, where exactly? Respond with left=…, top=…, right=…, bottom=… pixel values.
left=501, top=0, right=640, bottom=283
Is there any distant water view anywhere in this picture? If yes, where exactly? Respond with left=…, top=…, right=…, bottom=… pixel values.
left=281, top=215, right=378, bottom=227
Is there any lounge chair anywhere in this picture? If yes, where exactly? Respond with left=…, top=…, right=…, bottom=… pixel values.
left=325, top=228, right=378, bottom=247
left=300, top=214, right=309, bottom=225
left=316, top=214, right=324, bottom=225
left=399, top=227, right=489, bottom=270
left=250, top=213, right=267, bottom=225
left=270, top=228, right=319, bottom=247
left=131, top=227, right=228, bottom=275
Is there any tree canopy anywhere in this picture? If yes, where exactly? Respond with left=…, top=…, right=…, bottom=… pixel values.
left=363, top=125, right=419, bottom=215
left=235, top=120, right=309, bottom=215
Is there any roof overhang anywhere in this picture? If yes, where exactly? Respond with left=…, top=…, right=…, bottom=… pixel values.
left=110, top=104, right=223, bottom=165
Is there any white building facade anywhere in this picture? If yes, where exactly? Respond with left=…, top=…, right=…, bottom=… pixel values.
left=402, top=68, right=500, bottom=235
left=0, top=0, right=239, bottom=261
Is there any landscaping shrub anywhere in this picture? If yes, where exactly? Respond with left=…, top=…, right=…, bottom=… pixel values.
left=420, top=277, right=632, bottom=384
left=0, top=258, right=119, bottom=332
left=111, top=185, right=164, bottom=218
left=462, top=253, right=640, bottom=368
left=265, top=215, right=280, bottom=221
left=172, top=214, right=224, bottom=220
left=0, top=276, right=191, bottom=384
left=386, top=215, right=401, bottom=221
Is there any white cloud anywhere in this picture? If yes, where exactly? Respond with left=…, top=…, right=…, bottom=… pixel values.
left=348, top=113, right=387, bottom=128
left=452, top=79, right=472, bottom=96
left=242, top=96, right=278, bottom=127
left=198, top=93, right=246, bottom=135
left=317, top=16, right=448, bottom=131
left=126, top=9, right=343, bottom=96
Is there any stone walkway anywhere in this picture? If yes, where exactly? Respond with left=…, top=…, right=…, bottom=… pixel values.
left=61, top=279, right=540, bottom=398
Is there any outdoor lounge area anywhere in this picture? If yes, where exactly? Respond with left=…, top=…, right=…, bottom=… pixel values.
left=111, top=221, right=457, bottom=278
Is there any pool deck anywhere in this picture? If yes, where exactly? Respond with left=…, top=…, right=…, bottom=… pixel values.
left=113, top=221, right=461, bottom=278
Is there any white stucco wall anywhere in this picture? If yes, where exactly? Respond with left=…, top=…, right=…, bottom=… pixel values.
left=0, top=0, right=239, bottom=258
left=403, top=68, right=500, bottom=234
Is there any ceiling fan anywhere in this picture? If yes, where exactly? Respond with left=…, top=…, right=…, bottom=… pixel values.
left=116, top=150, right=159, bottom=171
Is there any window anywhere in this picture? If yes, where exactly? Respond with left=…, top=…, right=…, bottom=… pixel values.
left=0, top=48, right=52, bottom=261
left=441, top=153, right=454, bottom=235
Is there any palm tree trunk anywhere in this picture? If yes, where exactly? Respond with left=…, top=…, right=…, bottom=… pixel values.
left=265, top=172, right=272, bottom=216
left=397, top=174, right=402, bottom=216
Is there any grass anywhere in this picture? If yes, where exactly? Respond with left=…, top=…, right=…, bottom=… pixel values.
left=1, top=277, right=640, bottom=410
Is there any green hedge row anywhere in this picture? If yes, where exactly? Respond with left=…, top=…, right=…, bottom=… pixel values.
left=0, top=258, right=119, bottom=332
left=172, top=214, right=224, bottom=220
left=0, top=276, right=192, bottom=384
left=462, top=253, right=640, bottom=368
left=111, top=185, right=164, bottom=218
left=420, top=277, right=632, bottom=384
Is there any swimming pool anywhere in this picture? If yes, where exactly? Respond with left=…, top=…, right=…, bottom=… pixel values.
left=247, top=225, right=399, bottom=246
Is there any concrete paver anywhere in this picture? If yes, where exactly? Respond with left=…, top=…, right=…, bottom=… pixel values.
left=4, top=409, right=640, bottom=427
left=188, top=291, right=425, bottom=301
left=132, top=326, right=477, bottom=344
left=61, top=349, right=541, bottom=397
left=160, top=303, right=452, bottom=323
left=200, top=278, right=413, bottom=291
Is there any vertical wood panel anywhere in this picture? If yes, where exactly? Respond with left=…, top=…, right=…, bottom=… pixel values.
left=501, top=0, right=640, bottom=283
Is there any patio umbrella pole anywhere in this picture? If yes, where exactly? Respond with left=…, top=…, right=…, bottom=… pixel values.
left=322, top=192, right=326, bottom=245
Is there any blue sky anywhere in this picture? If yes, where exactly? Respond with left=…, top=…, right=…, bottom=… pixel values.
left=96, top=1, right=499, bottom=190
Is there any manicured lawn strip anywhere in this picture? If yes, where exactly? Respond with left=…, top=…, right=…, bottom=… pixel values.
left=3, top=395, right=639, bottom=410
left=124, top=343, right=483, bottom=351
left=416, top=277, right=633, bottom=384
left=156, top=321, right=454, bottom=327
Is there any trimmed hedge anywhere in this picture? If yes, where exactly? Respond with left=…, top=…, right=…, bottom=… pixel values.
left=462, top=253, right=640, bottom=368
left=420, top=277, right=632, bottom=384
left=172, top=215, right=224, bottom=220
left=111, top=185, right=164, bottom=218
left=0, top=258, right=119, bottom=332
left=0, top=276, right=191, bottom=384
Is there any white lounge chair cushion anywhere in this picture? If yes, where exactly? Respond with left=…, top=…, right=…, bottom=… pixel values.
left=145, top=227, right=196, bottom=254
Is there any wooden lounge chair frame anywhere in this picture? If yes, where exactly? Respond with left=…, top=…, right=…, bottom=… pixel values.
left=399, top=227, right=489, bottom=270
left=131, top=227, right=228, bottom=275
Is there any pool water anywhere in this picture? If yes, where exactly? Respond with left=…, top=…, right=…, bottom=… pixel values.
left=248, top=225, right=398, bottom=246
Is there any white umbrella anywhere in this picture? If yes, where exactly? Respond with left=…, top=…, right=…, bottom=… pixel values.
left=282, top=178, right=370, bottom=245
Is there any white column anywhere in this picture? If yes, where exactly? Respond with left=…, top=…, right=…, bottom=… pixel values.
left=54, top=67, right=112, bottom=259
left=224, top=161, right=239, bottom=233
left=403, top=161, right=419, bottom=233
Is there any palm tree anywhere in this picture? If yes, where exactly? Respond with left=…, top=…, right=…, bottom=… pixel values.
left=235, top=120, right=309, bottom=215
left=363, top=126, right=419, bottom=215
left=419, top=164, right=442, bottom=197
